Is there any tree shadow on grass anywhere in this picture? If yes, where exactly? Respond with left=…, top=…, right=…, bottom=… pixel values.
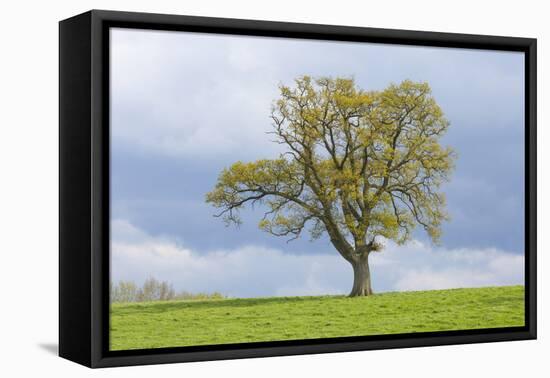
left=111, top=295, right=350, bottom=315
left=110, top=286, right=525, bottom=316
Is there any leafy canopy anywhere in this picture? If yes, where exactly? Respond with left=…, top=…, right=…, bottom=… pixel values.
left=206, top=76, right=455, bottom=261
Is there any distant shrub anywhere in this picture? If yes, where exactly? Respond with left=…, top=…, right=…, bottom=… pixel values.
left=173, top=291, right=225, bottom=301
left=110, top=278, right=225, bottom=303
left=110, top=280, right=140, bottom=303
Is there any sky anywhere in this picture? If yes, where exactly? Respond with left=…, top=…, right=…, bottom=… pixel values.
left=110, top=28, right=525, bottom=297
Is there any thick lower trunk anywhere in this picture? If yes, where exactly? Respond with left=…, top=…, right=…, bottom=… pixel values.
left=349, top=255, right=373, bottom=297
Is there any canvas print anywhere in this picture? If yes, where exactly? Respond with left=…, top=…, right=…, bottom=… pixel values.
left=109, top=28, right=525, bottom=351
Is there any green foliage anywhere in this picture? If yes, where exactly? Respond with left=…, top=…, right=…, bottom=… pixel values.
left=206, top=76, right=455, bottom=261
left=110, top=286, right=524, bottom=350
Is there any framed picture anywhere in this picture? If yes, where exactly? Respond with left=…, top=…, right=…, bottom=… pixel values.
left=59, top=10, right=536, bottom=368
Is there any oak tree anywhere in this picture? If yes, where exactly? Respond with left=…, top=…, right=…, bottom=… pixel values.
left=206, top=76, right=455, bottom=296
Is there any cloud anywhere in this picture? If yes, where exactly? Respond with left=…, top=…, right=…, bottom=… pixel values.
left=110, top=28, right=523, bottom=161
left=108, top=28, right=526, bottom=291
left=111, top=220, right=348, bottom=297
left=110, top=29, right=285, bottom=160
left=111, top=220, right=524, bottom=297
left=379, top=240, right=525, bottom=291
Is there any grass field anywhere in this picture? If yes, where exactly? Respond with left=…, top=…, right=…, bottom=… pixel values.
left=110, top=285, right=524, bottom=351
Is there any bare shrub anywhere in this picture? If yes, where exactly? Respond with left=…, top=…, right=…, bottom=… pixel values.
left=110, top=278, right=224, bottom=303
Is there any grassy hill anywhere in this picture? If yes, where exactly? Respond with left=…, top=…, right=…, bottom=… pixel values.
left=110, top=285, right=524, bottom=351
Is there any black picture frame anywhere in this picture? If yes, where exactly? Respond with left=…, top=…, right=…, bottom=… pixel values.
left=59, top=9, right=537, bottom=368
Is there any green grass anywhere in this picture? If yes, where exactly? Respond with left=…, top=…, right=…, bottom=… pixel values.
left=110, top=285, right=524, bottom=351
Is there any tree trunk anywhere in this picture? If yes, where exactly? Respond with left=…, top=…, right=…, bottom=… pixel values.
left=349, top=254, right=373, bottom=297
